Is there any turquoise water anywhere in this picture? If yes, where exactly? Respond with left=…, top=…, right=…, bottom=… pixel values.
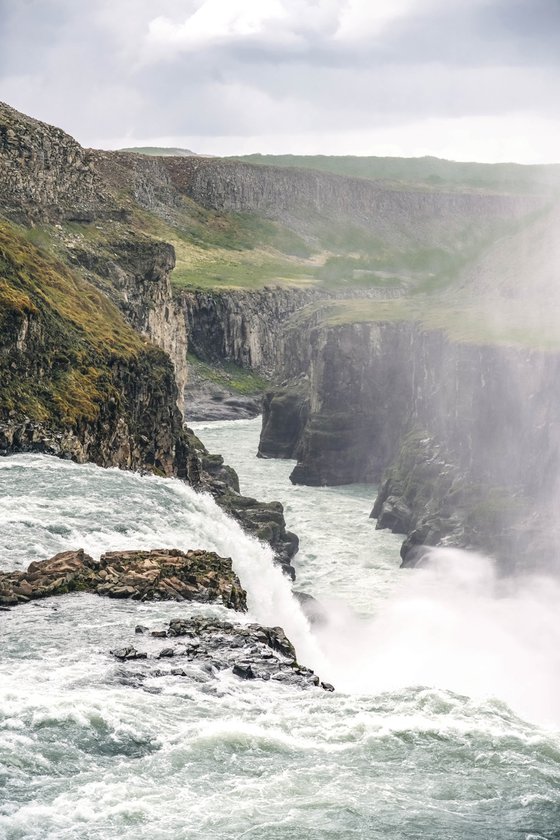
left=1, top=418, right=559, bottom=839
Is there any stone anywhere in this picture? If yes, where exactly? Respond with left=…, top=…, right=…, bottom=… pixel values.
left=0, top=548, right=247, bottom=611
left=117, top=616, right=332, bottom=691
left=110, top=647, right=148, bottom=661
left=232, top=663, right=255, bottom=680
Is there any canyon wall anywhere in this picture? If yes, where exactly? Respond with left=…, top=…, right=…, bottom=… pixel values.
left=162, top=157, right=541, bottom=245
left=261, top=316, right=560, bottom=569
left=0, top=102, right=298, bottom=576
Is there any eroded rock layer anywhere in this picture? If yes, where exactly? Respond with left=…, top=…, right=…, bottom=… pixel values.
left=0, top=548, right=247, bottom=611
left=113, top=616, right=333, bottom=691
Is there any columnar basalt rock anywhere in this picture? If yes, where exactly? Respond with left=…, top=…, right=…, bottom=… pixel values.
left=0, top=102, right=114, bottom=223
left=278, top=317, right=560, bottom=570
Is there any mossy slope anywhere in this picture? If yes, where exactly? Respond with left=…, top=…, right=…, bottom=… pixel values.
left=0, top=219, right=143, bottom=423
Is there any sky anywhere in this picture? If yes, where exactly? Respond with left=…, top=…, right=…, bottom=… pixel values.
left=1, top=0, right=559, bottom=163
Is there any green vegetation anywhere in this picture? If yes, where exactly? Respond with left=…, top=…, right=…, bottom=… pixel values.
left=285, top=294, right=560, bottom=352
left=233, top=154, right=560, bottom=195
left=119, top=147, right=197, bottom=157
left=0, top=220, right=144, bottom=423
left=187, top=354, right=269, bottom=395
left=128, top=203, right=317, bottom=291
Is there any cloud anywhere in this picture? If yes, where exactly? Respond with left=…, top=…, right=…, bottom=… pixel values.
left=147, top=0, right=291, bottom=51
left=1, top=0, right=559, bottom=163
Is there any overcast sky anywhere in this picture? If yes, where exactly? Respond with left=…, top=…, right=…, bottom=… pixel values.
left=1, top=0, right=559, bottom=163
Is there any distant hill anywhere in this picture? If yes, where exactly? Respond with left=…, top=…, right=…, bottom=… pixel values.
left=232, top=154, right=560, bottom=195
left=120, top=147, right=197, bottom=157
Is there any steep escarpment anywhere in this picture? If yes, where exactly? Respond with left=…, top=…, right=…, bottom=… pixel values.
left=268, top=310, right=560, bottom=569
left=182, top=287, right=324, bottom=378
left=0, top=104, right=298, bottom=575
left=65, top=232, right=189, bottom=412
left=0, top=103, right=189, bottom=408
left=163, top=157, right=542, bottom=247
left=0, top=103, right=116, bottom=223
left=0, top=220, right=193, bottom=478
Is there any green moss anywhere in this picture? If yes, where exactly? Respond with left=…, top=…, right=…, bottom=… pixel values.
left=0, top=220, right=145, bottom=424
left=187, top=354, right=269, bottom=394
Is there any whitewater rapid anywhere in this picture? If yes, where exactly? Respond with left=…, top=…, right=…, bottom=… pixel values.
left=1, top=417, right=559, bottom=839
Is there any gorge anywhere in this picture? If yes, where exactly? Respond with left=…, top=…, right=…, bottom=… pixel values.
left=1, top=101, right=560, bottom=839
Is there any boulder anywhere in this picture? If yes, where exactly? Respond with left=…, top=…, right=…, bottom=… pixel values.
left=0, top=548, right=247, bottom=610
left=109, top=616, right=333, bottom=691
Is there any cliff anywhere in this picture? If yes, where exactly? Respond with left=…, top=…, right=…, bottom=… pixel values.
left=0, top=103, right=299, bottom=576
left=161, top=156, right=541, bottom=248
left=3, top=100, right=557, bottom=578
left=0, top=220, right=192, bottom=478
left=256, top=308, right=560, bottom=570
left=182, top=287, right=324, bottom=379
left=0, top=103, right=115, bottom=223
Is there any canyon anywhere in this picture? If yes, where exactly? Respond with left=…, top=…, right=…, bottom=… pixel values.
left=1, top=99, right=559, bottom=576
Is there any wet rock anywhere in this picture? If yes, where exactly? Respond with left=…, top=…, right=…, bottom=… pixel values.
left=112, top=616, right=332, bottom=691
left=374, top=495, right=412, bottom=535
left=110, top=647, right=148, bottom=661
left=215, top=491, right=299, bottom=579
left=0, top=548, right=247, bottom=610
left=184, top=379, right=261, bottom=422
left=258, top=385, right=309, bottom=459
left=233, top=663, right=256, bottom=680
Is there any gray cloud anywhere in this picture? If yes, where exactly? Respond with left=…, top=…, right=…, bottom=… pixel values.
left=1, top=0, right=559, bottom=161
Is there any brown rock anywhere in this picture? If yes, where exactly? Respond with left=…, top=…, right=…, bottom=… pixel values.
left=0, top=547, right=247, bottom=610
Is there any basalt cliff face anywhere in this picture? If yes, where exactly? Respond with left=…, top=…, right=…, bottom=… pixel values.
left=182, top=287, right=321, bottom=378
left=0, top=102, right=298, bottom=575
left=3, top=99, right=557, bottom=578
left=258, top=312, right=560, bottom=570
left=164, top=157, right=541, bottom=246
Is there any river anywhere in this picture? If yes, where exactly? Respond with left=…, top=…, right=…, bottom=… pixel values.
left=1, top=417, right=559, bottom=839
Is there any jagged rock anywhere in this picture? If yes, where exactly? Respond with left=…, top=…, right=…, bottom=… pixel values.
left=110, top=616, right=331, bottom=691
left=110, top=647, right=148, bottom=661
left=374, top=495, right=412, bottom=535
left=233, top=663, right=256, bottom=680
left=214, top=491, right=299, bottom=578
left=0, top=548, right=247, bottom=610
left=258, top=385, right=309, bottom=459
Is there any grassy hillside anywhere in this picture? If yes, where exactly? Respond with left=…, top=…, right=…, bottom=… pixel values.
left=233, top=154, right=560, bottom=196
left=0, top=219, right=144, bottom=422
left=136, top=203, right=319, bottom=292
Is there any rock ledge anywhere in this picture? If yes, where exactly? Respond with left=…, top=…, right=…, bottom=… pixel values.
left=0, top=548, right=247, bottom=610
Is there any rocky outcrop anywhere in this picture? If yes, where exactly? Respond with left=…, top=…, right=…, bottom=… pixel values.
left=183, top=429, right=299, bottom=577
left=0, top=548, right=247, bottom=610
left=182, top=287, right=323, bottom=379
left=258, top=383, right=310, bottom=459
left=275, top=316, right=560, bottom=570
left=112, top=616, right=333, bottom=691
left=67, top=236, right=189, bottom=414
left=162, top=156, right=542, bottom=246
left=288, top=321, right=412, bottom=485
left=0, top=548, right=331, bottom=690
left=0, top=102, right=117, bottom=223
